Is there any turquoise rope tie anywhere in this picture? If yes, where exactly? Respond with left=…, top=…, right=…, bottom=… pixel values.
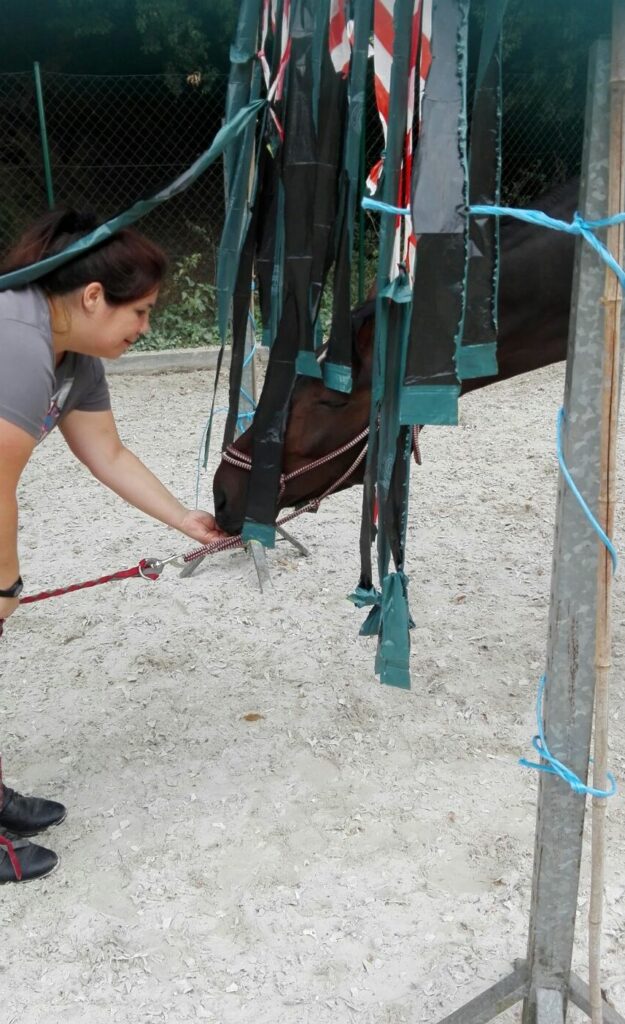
left=519, top=675, right=617, bottom=799
left=520, top=406, right=619, bottom=799
left=361, top=198, right=625, bottom=291
left=556, top=406, right=618, bottom=572
left=471, top=203, right=625, bottom=290
left=361, top=197, right=411, bottom=217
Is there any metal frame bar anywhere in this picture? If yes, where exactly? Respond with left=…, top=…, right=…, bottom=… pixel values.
left=436, top=36, right=625, bottom=1024
left=33, top=62, right=55, bottom=209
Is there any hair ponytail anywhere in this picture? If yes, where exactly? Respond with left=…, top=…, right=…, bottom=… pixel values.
left=1, top=207, right=167, bottom=305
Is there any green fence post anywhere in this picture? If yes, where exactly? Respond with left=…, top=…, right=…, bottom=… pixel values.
left=33, top=62, right=55, bottom=209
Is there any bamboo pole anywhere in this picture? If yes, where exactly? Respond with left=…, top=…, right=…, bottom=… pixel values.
left=589, top=4, right=625, bottom=1022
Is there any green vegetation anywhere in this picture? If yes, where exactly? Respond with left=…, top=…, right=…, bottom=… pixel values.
left=135, top=253, right=220, bottom=351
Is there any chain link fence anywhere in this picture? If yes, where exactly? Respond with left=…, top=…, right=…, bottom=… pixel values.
left=0, top=63, right=585, bottom=340
left=0, top=69, right=228, bottom=266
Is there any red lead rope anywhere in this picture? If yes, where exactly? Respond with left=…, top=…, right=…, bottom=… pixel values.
left=0, top=558, right=162, bottom=637
left=18, top=558, right=162, bottom=606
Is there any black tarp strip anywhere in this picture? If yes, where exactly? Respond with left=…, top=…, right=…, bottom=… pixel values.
left=325, top=0, right=374, bottom=392
left=459, top=0, right=508, bottom=379
left=243, top=0, right=318, bottom=541
left=400, top=0, right=470, bottom=426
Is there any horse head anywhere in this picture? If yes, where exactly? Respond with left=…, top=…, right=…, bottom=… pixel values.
left=212, top=305, right=376, bottom=535
left=213, top=179, right=577, bottom=535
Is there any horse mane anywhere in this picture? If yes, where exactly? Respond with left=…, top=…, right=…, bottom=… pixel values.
left=500, top=177, right=579, bottom=246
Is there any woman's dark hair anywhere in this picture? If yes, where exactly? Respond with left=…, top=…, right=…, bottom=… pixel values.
left=1, top=208, right=168, bottom=305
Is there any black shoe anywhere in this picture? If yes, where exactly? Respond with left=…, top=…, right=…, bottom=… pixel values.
left=0, top=786, right=67, bottom=837
left=0, top=834, right=59, bottom=883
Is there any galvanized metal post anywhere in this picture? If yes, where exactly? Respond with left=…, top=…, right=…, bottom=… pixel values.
left=33, top=62, right=55, bottom=209
left=521, top=37, right=615, bottom=1024
left=436, top=36, right=625, bottom=1024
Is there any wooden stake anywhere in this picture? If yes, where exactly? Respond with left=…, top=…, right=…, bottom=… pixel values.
left=589, top=4, right=625, bottom=1021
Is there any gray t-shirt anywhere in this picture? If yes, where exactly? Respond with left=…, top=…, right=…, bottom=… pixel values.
left=0, top=286, right=111, bottom=443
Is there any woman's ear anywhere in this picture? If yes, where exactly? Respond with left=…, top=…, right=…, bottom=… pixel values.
left=81, top=281, right=105, bottom=313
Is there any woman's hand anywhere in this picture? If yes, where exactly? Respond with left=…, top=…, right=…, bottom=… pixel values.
left=178, top=509, right=226, bottom=545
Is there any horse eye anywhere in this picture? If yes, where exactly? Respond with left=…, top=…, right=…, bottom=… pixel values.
left=319, top=396, right=349, bottom=409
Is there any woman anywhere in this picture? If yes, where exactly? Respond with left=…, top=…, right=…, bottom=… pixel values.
left=0, top=209, right=222, bottom=883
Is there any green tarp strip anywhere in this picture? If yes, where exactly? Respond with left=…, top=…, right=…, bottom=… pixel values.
left=363, top=0, right=415, bottom=690
left=217, top=66, right=263, bottom=343
left=323, top=0, right=374, bottom=393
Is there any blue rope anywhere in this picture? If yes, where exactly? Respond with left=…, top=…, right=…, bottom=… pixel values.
left=361, top=197, right=411, bottom=216
left=363, top=198, right=622, bottom=798
left=471, top=204, right=625, bottom=290
left=361, top=198, right=625, bottom=290
left=519, top=407, right=619, bottom=798
left=519, top=675, right=617, bottom=798
left=556, top=407, right=618, bottom=573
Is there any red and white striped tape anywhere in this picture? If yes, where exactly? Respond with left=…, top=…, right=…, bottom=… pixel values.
left=328, top=0, right=353, bottom=77
left=366, top=0, right=433, bottom=279
left=258, top=0, right=292, bottom=138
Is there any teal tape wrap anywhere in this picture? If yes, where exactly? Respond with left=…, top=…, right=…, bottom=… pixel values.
left=399, top=384, right=460, bottom=426
left=456, top=341, right=498, bottom=379
left=323, top=362, right=353, bottom=393
left=375, top=572, right=412, bottom=690
left=241, top=521, right=276, bottom=548
left=295, top=350, right=323, bottom=379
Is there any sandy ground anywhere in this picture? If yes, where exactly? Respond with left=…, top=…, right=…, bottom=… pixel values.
left=1, top=361, right=624, bottom=1024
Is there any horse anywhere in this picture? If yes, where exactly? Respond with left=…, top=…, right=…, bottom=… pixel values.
left=213, top=179, right=577, bottom=535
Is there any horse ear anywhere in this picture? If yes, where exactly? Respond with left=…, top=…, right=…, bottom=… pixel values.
left=351, top=301, right=376, bottom=380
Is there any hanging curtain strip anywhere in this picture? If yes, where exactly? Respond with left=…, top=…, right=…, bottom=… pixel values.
left=216, top=68, right=264, bottom=344
left=0, top=99, right=266, bottom=292
left=256, top=0, right=289, bottom=350
left=222, top=206, right=261, bottom=449
left=366, top=0, right=425, bottom=281
left=243, top=0, right=318, bottom=546
left=223, top=0, right=264, bottom=195
left=324, top=0, right=374, bottom=393
left=218, top=114, right=264, bottom=450
left=400, top=0, right=427, bottom=277
left=329, top=0, right=352, bottom=77
left=256, top=173, right=285, bottom=349
left=266, top=0, right=293, bottom=104
left=366, top=0, right=394, bottom=195
left=304, top=0, right=347, bottom=378
left=373, top=270, right=414, bottom=689
left=205, top=0, right=264, bottom=467
left=458, top=0, right=508, bottom=380
left=360, top=0, right=416, bottom=690
left=399, top=0, right=470, bottom=427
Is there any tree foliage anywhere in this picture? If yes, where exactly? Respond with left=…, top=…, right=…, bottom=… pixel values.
left=5, top=0, right=238, bottom=79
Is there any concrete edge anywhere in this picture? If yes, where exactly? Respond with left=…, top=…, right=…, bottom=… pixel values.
left=105, top=346, right=269, bottom=376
